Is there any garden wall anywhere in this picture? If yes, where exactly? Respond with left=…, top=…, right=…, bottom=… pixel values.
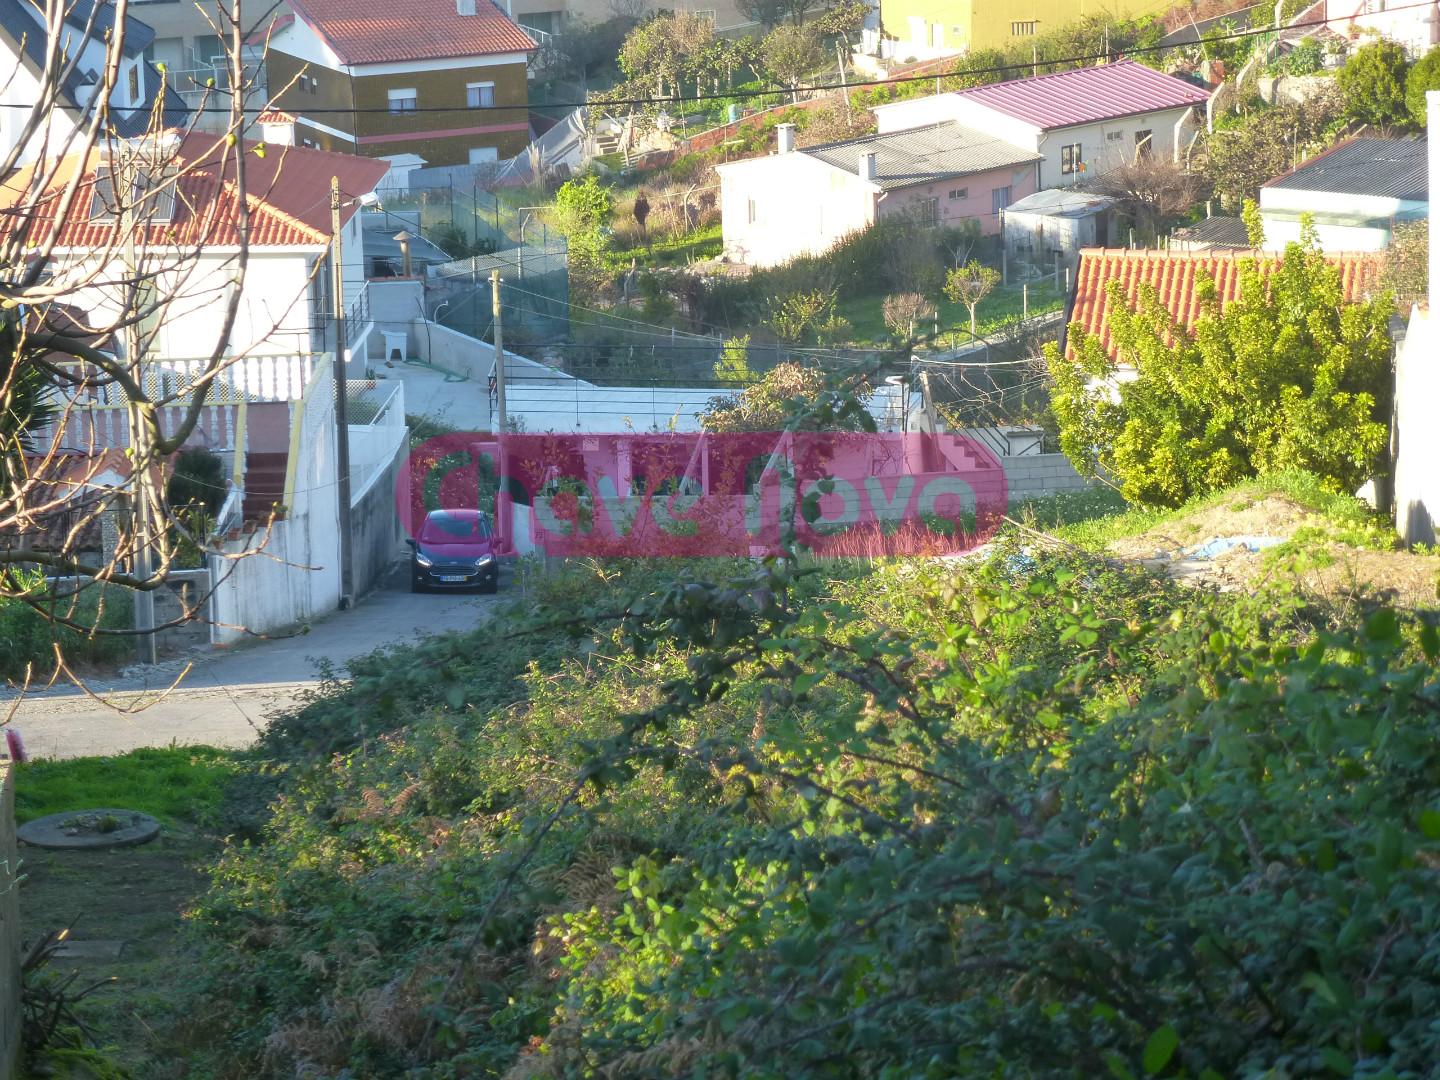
left=1003, top=454, right=1092, bottom=501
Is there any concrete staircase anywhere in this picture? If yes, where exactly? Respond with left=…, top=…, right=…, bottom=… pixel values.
left=241, top=450, right=289, bottom=526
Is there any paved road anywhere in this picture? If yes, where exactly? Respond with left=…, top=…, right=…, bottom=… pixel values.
left=2, top=562, right=500, bottom=760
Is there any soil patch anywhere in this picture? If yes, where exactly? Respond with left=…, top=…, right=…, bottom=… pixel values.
left=1107, top=495, right=1440, bottom=610
left=19, top=827, right=218, bottom=1076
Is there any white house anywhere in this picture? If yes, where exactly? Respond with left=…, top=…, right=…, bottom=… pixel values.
left=0, top=0, right=189, bottom=165
left=718, top=121, right=1040, bottom=268
left=1327, top=0, right=1439, bottom=58
left=1002, top=188, right=1121, bottom=271
left=0, top=134, right=390, bottom=361
left=1259, top=136, right=1428, bottom=253
left=873, top=61, right=1210, bottom=190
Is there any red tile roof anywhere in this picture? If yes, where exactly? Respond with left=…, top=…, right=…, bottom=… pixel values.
left=958, top=61, right=1210, bottom=130
left=1068, top=247, right=1385, bottom=359
left=0, top=134, right=390, bottom=249
left=288, top=0, right=536, bottom=65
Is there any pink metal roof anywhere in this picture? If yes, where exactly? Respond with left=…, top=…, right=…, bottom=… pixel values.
left=957, top=61, right=1210, bottom=130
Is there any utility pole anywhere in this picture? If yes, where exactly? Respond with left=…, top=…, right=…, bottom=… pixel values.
left=490, top=269, right=507, bottom=432
left=330, top=176, right=355, bottom=609
left=121, top=144, right=157, bottom=664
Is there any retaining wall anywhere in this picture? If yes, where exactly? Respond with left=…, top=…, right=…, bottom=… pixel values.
left=1002, top=453, right=1092, bottom=501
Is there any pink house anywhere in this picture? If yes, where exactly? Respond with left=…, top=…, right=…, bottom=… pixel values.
left=718, top=121, right=1040, bottom=268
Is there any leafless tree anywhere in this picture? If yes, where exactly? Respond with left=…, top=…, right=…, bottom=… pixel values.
left=1089, top=156, right=1209, bottom=246
left=0, top=0, right=319, bottom=684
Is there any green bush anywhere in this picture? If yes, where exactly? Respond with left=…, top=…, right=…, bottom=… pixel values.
left=180, top=531, right=1440, bottom=1078
left=0, top=576, right=133, bottom=683
left=1045, top=232, right=1394, bottom=507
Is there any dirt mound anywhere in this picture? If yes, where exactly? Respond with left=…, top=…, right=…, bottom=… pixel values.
left=1108, top=495, right=1316, bottom=561
left=1108, top=494, right=1440, bottom=610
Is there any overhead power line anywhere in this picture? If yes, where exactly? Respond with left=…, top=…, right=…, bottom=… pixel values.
left=1, top=3, right=1421, bottom=115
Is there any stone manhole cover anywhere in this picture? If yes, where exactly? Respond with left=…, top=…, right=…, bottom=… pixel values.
left=17, top=809, right=160, bottom=850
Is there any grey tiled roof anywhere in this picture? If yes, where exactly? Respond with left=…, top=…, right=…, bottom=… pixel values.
left=1265, top=137, right=1427, bottom=201
left=802, top=122, right=1041, bottom=191
left=1171, top=215, right=1249, bottom=248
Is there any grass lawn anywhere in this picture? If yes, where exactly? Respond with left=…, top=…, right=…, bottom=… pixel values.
left=14, top=745, right=250, bottom=1076
left=1009, top=471, right=1396, bottom=552
left=609, top=222, right=723, bottom=269
left=14, top=745, right=244, bottom=826
left=837, top=279, right=1065, bottom=345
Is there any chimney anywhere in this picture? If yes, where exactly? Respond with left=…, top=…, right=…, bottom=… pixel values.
left=457, top=0, right=476, bottom=14
left=859, top=150, right=878, bottom=182
left=776, top=123, right=796, bottom=154
left=394, top=231, right=414, bottom=277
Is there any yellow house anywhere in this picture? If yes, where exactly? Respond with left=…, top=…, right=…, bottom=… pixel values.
left=868, top=0, right=1172, bottom=62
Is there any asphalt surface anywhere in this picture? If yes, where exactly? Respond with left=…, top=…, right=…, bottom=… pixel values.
left=1, top=561, right=501, bottom=760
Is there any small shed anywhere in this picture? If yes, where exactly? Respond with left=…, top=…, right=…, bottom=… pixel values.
left=1170, top=215, right=1249, bottom=252
left=1003, top=189, right=1120, bottom=274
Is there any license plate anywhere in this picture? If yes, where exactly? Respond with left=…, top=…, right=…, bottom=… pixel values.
left=439, top=574, right=468, bottom=582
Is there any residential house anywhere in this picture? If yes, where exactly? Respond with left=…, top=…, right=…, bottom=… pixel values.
left=1258, top=137, right=1428, bottom=253
left=0, top=0, right=188, bottom=164
left=264, top=0, right=536, bottom=167
left=1064, top=247, right=1385, bottom=361
left=873, top=61, right=1210, bottom=189
left=859, top=0, right=1171, bottom=63
left=0, top=134, right=389, bottom=360
left=1326, top=0, right=1439, bottom=57
left=1002, top=188, right=1121, bottom=273
left=718, top=121, right=1040, bottom=268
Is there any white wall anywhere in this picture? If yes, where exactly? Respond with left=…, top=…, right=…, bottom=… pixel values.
left=55, top=248, right=321, bottom=359
left=0, top=51, right=79, bottom=165
left=1259, top=188, right=1424, bottom=253
left=210, top=363, right=342, bottom=642
left=873, top=94, right=1009, bottom=137
left=1394, top=307, right=1438, bottom=545
left=1029, top=109, right=1195, bottom=189
left=719, top=151, right=876, bottom=268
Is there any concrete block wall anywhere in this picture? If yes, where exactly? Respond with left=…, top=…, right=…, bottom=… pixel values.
left=1001, top=453, right=1092, bottom=501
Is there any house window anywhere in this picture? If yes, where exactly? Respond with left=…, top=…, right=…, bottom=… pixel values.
left=991, top=186, right=1011, bottom=213
left=466, top=82, right=496, bottom=108
left=1134, top=129, right=1153, bottom=158
left=301, top=137, right=320, bottom=149
left=388, top=87, right=418, bottom=114
left=914, top=197, right=939, bottom=227
left=89, top=169, right=175, bottom=222
left=1106, top=130, right=1124, bottom=142
left=747, top=198, right=757, bottom=224
left=309, top=75, right=319, bottom=94
left=1060, top=143, right=1083, bottom=175
left=127, top=64, right=140, bottom=103
left=693, top=8, right=716, bottom=22
left=469, top=147, right=499, bottom=165
left=1011, top=20, right=1037, bottom=35
left=948, top=187, right=968, bottom=200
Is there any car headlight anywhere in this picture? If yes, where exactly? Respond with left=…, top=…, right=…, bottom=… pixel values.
left=475, top=555, right=494, bottom=567
left=415, top=551, right=433, bottom=567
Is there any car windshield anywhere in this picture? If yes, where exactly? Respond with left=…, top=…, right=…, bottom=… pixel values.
left=419, top=512, right=490, bottom=544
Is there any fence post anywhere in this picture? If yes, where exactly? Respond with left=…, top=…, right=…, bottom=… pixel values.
left=1023, top=282, right=1028, bottom=319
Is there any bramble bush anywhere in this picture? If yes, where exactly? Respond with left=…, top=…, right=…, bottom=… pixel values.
left=1045, top=231, right=1393, bottom=507
left=180, top=520, right=1440, bottom=1077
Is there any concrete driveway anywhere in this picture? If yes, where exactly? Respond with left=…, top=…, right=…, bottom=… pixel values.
left=2, top=561, right=502, bottom=760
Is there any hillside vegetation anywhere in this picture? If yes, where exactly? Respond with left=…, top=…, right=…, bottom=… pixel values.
left=132, top=476, right=1440, bottom=1078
